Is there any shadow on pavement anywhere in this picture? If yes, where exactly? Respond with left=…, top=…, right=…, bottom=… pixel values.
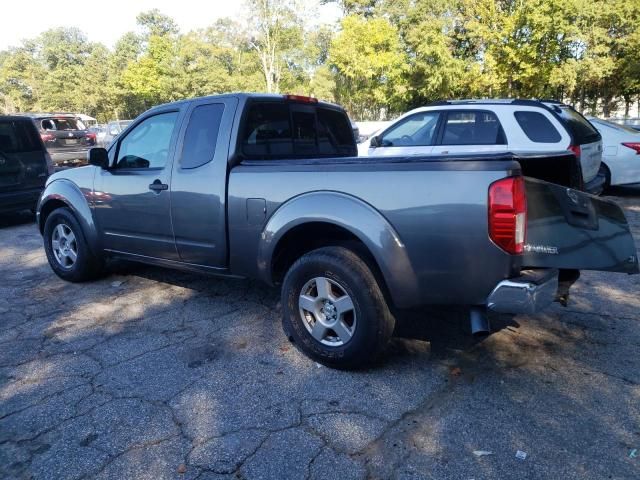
left=0, top=210, right=36, bottom=229
left=1, top=194, right=639, bottom=479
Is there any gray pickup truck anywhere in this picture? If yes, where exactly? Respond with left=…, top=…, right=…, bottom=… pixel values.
left=37, top=94, right=638, bottom=368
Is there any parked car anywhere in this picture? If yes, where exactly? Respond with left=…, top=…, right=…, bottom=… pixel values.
left=18, top=113, right=96, bottom=167
left=103, top=120, right=133, bottom=147
left=36, top=93, right=638, bottom=368
left=587, top=117, right=640, bottom=188
left=359, top=99, right=605, bottom=194
left=609, top=118, right=640, bottom=132
left=0, top=116, right=53, bottom=214
left=623, top=119, right=640, bottom=131
left=88, top=125, right=108, bottom=148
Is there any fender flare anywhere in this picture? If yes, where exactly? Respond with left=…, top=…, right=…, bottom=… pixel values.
left=37, top=179, right=100, bottom=255
left=257, top=191, right=420, bottom=308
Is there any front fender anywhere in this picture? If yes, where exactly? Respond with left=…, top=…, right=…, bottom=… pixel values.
left=258, top=191, right=420, bottom=308
left=37, top=178, right=99, bottom=254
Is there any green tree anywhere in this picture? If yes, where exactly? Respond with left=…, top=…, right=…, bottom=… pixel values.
left=329, top=15, right=406, bottom=119
left=245, top=0, right=304, bottom=93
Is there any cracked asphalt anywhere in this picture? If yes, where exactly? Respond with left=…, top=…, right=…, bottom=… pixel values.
left=1, top=187, right=640, bottom=480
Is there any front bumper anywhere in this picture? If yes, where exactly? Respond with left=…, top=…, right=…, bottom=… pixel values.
left=487, top=268, right=558, bottom=314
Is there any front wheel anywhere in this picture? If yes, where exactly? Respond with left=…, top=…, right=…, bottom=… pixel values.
left=281, top=246, right=395, bottom=369
left=43, top=207, right=105, bottom=282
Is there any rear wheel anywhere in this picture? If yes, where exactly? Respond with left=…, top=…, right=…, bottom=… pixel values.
left=602, top=163, right=612, bottom=192
left=281, top=246, right=395, bottom=369
left=43, top=207, right=104, bottom=282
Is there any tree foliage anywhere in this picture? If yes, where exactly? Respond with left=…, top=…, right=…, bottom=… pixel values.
left=1, top=0, right=639, bottom=121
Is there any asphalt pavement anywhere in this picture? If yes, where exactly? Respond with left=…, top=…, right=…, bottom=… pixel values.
left=1, top=187, right=639, bottom=480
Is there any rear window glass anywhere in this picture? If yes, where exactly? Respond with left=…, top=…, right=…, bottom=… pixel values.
left=591, top=118, right=640, bottom=135
left=0, top=120, right=42, bottom=153
left=514, top=111, right=562, bottom=143
left=441, top=111, right=505, bottom=145
left=41, top=117, right=85, bottom=131
left=242, top=103, right=293, bottom=157
left=241, top=102, right=355, bottom=158
left=554, top=107, right=600, bottom=144
left=181, top=103, right=225, bottom=169
left=292, top=110, right=316, bottom=155
left=317, top=108, right=355, bottom=155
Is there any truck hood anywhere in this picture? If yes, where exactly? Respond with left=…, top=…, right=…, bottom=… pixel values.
left=46, top=165, right=97, bottom=190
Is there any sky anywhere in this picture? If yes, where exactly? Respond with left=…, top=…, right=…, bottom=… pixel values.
left=1, top=0, right=341, bottom=50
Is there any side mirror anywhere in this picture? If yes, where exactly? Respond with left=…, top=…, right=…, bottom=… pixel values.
left=369, top=135, right=381, bottom=148
left=88, top=147, right=109, bottom=168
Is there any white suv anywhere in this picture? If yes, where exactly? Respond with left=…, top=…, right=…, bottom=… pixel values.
left=359, top=99, right=604, bottom=193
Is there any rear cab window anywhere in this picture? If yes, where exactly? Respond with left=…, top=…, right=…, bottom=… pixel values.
left=240, top=101, right=356, bottom=159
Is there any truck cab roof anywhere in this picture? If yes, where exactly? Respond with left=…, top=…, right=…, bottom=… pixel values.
left=148, top=93, right=344, bottom=113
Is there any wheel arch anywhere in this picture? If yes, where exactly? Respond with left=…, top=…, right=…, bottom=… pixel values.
left=258, top=192, right=420, bottom=308
left=37, top=179, right=100, bottom=256
left=601, top=161, right=612, bottom=188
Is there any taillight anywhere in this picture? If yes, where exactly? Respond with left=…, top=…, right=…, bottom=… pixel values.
left=41, top=133, right=55, bottom=142
left=284, top=94, right=318, bottom=104
left=86, top=133, right=97, bottom=143
left=45, top=152, right=55, bottom=175
left=488, top=176, right=527, bottom=254
left=568, top=144, right=581, bottom=159
left=622, top=142, right=640, bottom=155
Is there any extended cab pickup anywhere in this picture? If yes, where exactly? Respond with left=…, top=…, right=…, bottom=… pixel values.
left=37, top=94, right=639, bottom=368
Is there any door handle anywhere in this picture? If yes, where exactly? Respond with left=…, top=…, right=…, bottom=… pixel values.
left=149, top=180, right=168, bottom=192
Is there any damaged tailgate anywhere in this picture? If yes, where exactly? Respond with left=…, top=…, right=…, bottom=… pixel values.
left=523, top=178, right=639, bottom=274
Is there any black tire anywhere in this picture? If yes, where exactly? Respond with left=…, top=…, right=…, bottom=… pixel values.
left=43, top=207, right=105, bottom=282
left=281, top=246, right=395, bottom=369
left=602, top=163, right=611, bottom=193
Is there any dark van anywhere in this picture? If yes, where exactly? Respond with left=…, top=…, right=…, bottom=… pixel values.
left=0, top=116, right=53, bottom=214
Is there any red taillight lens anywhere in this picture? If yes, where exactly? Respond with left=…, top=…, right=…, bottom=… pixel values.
left=86, top=133, right=97, bottom=142
left=622, top=142, right=640, bottom=155
left=488, top=176, right=527, bottom=254
left=568, top=144, right=581, bottom=158
left=41, top=133, right=55, bottom=142
left=284, top=94, right=318, bottom=104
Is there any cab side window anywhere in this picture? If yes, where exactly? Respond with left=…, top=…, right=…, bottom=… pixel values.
left=181, top=103, right=225, bottom=169
left=115, top=112, right=178, bottom=169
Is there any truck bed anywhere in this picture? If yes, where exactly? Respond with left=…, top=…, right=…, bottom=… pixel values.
left=228, top=155, right=522, bottom=307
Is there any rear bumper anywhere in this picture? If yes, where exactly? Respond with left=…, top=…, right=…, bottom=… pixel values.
left=584, top=170, right=606, bottom=195
left=0, top=187, right=43, bottom=213
left=49, top=149, right=90, bottom=164
left=487, top=268, right=558, bottom=314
